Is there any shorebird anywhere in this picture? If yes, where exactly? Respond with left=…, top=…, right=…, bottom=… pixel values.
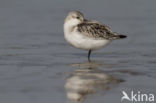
left=64, top=11, right=127, bottom=62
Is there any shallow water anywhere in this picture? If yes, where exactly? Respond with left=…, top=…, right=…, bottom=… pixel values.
left=0, top=0, right=156, bottom=103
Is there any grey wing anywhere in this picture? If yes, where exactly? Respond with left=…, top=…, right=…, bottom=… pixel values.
left=77, top=22, right=120, bottom=40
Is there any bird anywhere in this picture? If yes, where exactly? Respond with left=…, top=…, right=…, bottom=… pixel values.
left=64, top=11, right=127, bottom=62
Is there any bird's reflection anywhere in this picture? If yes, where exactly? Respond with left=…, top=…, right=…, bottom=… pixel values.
left=65, top=61, right=124, bottom=103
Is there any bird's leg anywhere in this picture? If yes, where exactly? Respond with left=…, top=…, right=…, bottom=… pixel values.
left=88, top=49, right=92, bottom=62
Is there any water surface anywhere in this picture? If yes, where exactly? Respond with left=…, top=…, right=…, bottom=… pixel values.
left=0, top=0, right=156, bottom=103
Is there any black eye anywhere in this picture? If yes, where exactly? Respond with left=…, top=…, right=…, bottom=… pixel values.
left=76, top=16, right=80, bottom=19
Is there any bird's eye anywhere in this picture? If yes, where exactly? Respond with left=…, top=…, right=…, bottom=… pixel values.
left=76, top=16, right=80, bottom=19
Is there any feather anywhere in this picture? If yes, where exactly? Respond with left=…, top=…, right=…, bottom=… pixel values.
left=77, top=22, right=126, bottom=40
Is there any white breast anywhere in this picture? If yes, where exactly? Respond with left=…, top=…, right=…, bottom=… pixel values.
left=64, top=21, right=111, bottom=51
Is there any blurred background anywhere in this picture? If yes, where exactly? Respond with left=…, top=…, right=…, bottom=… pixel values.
left=0, top=0, right=156, bottom=103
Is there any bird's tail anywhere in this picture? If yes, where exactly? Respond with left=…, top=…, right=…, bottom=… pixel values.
left=112, top=32, right=127, bottom=40
left=117, top=35, right=127, bottom=39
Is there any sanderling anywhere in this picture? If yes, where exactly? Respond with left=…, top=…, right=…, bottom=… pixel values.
left=64, top=11, right=127, bottom=62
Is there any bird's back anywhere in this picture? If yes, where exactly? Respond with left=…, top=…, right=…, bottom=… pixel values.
left=77, top=21, right=127, bottom=40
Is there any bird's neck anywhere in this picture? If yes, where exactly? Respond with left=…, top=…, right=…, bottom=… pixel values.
left=64, top=20, right=80, bottom=33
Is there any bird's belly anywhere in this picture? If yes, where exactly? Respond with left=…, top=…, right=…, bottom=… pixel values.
left=65, top=33, right=111, bottom=50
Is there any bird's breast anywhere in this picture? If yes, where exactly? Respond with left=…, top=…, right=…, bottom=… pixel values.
left=64, top=30, right=111, bottom=50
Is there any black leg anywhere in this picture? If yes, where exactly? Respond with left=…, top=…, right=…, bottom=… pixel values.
left=88, top=49, right=91, bottom=62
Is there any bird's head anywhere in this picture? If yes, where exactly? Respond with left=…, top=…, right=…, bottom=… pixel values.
left=64, top=11, right=84, bottom=26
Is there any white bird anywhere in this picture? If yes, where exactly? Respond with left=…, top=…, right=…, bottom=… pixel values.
left=64, top=11, right=127, bottom=62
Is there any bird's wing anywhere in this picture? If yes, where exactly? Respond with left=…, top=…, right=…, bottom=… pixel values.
left=77, top=22, right=119, bottom=40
